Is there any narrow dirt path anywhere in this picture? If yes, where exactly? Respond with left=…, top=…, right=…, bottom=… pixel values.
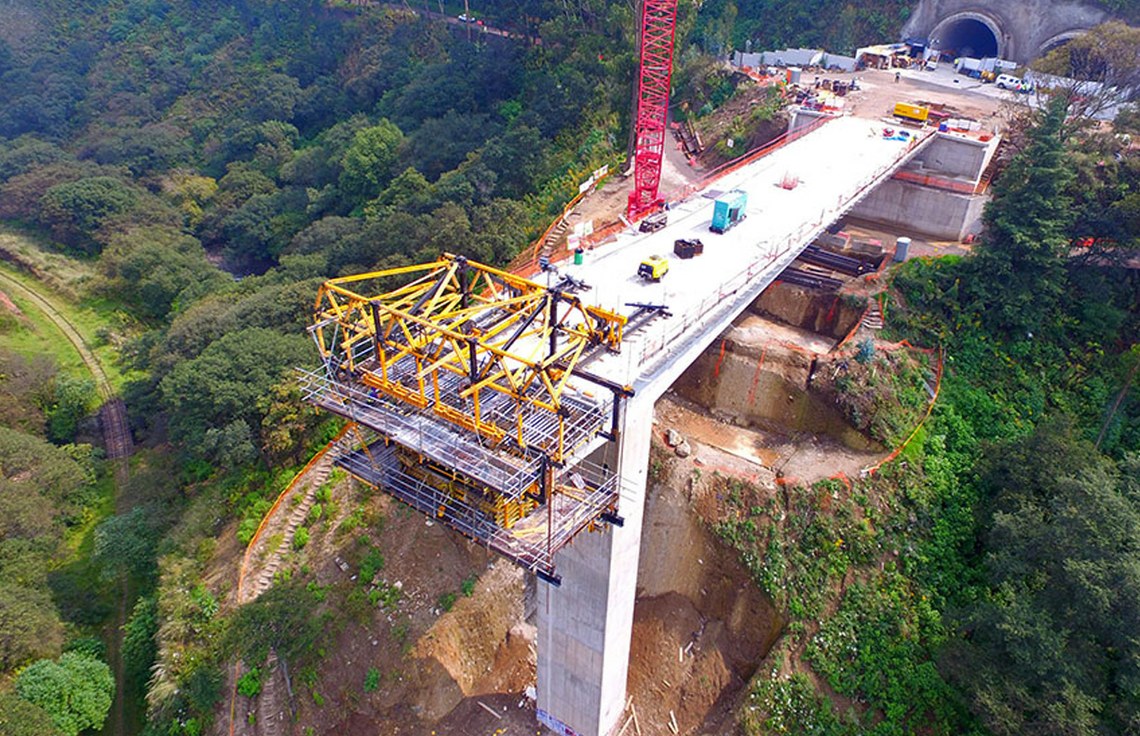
left=0, top=268, right=135, bottom=735
left=0, top=269, right=134, bottom=461
left=0, top=269, right=112, bottom=396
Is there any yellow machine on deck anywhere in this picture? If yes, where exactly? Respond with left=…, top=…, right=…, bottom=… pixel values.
left=637, top=255, right=669, bottom=281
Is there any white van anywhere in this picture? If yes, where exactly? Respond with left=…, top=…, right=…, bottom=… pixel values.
left=995, top=73, right=1031, bottom=92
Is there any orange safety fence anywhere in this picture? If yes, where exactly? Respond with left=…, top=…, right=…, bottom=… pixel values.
left=228, top=424, right=350, bottom=736
left=580, top=219, right=628, bottom=249
left=510, top=170, right=614, bottom=278
left=835, top=300, right=872, bottom=351
left=745, top=345, right=769, bottom=407
left=891, top=169, right=977, bottom=194
left=712, top=338, right=728, bottom=378
left=862, top=345, right=944, bottom=478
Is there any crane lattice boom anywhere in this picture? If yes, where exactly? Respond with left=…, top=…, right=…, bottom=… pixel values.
left=627, top=0, right=679, bottom=220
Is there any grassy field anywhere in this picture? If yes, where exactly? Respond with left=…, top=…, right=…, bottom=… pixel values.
left=0, top=228, right=140, bottom=391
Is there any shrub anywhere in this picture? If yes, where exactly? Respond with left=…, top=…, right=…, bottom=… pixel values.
left=236, top=667, right=262, bottom=698
left=358, top=547, right=384, bottom=583
left=363, top=667, right=380, bottom=692
left=461, top=575, right=477, bottom=597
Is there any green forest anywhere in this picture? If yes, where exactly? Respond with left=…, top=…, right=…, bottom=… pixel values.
left=0, top=1, right=1137, bottom=735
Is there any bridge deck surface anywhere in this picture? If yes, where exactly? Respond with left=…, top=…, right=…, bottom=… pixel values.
left=558, top=114, right=930, bottom=387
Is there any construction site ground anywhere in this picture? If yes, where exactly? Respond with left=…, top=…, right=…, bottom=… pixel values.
left=655, top=393, right=880, bottom=485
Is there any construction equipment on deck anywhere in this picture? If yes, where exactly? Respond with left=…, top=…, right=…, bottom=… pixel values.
left=673, top=238, right=704, bottom=259
left=637, top=255, right=670, bottom=281
left=710, top=190, right=748, bottom=233
left=300, top=254, right=635, bottom=583
left=638, top=210, right=668, bottom=233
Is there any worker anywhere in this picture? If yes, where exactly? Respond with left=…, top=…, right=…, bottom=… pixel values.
left=895, top=70, right=901, bottom=83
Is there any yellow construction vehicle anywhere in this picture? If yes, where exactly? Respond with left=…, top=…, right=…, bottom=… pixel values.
left=638, top=255, right=669, bottom=281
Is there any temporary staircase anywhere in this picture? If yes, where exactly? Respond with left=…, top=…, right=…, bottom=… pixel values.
left=538, top=218, right=571, bottom=262
left=243, top=439, right=345, bottom=600
left=861, top=301, right=884, bottom=330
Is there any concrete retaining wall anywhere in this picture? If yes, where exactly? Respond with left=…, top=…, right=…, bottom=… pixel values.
left=750, top=284, right=864, bottom=341
left=850, top=177, right=987, bottom=241
left=673, top=344, right=877, bottom=451
left=913, top=134, right=991, bottom=180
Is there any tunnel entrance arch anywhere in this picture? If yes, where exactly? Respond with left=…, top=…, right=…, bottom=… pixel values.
left=1040, top=30, right=1085, bottom=56
left=930, top=12, right=1002, bottom=59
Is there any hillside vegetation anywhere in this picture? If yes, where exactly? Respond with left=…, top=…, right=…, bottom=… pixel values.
left=0, top=2, right=1137, bottom=735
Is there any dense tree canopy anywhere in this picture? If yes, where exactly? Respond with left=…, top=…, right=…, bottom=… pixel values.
left=967, top=96, right=1074, bottom=336
left=159, top=327, right=312, bottom=462
left=945, top=427, right=1140, bottom=734
left=15, top=652, right=114, bottom=736
left=0, top=691, right=61, bottom=736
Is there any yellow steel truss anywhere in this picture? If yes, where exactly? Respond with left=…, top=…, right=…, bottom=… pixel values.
left=312, top=254, right=627, bottom=461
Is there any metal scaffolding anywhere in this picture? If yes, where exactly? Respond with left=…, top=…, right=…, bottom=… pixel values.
left=301, top=254, right=634, bottom=582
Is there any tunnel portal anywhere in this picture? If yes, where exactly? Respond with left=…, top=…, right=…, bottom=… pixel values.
left=903, top=0, right=1112, bottom=65
left=932, top=15, right=1000, bottom=58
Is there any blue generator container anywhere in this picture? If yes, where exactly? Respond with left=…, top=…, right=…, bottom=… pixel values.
left=710, top=190, right=748, bottom=233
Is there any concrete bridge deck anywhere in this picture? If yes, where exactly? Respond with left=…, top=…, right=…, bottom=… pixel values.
left=569, top=114, right=933, bottom=392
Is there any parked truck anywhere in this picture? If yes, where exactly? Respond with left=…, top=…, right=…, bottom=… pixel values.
left=710, top=190, right=748, bottom=234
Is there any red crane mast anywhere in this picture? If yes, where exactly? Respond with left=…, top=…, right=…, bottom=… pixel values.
left=627, top=0, right=679, bottom=221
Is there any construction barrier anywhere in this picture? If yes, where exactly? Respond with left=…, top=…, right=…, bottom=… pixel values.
left=891, top=169, right=978, bottom=194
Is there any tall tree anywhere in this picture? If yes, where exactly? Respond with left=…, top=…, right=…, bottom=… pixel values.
left=944, top=426, right=1140, bottom=735
left=0, top=691, right=61, bottom=736
left=338, top=119, right=404, bottom=202
left=967, top=95, right=1074, bottom=337
left=1032, top=22, right=1140, bottom=124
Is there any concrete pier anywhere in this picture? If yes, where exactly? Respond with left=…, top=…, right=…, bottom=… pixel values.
left=537, top=398, right=653, bottom=736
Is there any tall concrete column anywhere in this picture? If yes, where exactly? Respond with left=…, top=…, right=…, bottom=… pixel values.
left=537, top=396, right=654, bottom=736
